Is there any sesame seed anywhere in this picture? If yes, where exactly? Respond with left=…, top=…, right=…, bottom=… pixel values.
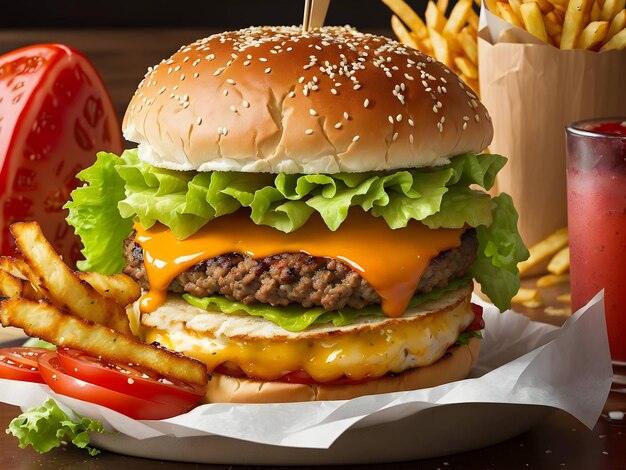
left=335, top=122, right=342, bottom=129
left=244, top=60, right=251, bottom=66
left=298, top=76, right=305, bottom=83
left=437, top=122, right=443, bottom=132
left=462, top=122, right=468, bottom=130
left=243, top=100, right=250, bottom=108
left=310, top=109, right=318, bottom=116
left=214, top=67, right=226, bottom=76
left=344, top=112, right=350, bottom=120
left=223, top=127, right=228, bottom=136
left=259, top=57, right=268, bottom=62
left=433, top=105, right=439, bottom=113
left=353, top=84, right=361, bottom=90
left=223, top=89, right=228, bottom=96
left=265, top=67, right=272, bottom=74
left=230, top=106, right=238, bottom=113
left=331, top=88, right=338, bottom=95
left=388, top=115, right=394, bottom=124
left=352, top=135, right=360, bottom=142
left=385, top=71, right=392, bottom=78
left=305, top=129, right=314, bottom=135
left=363, top=99, right=370, bottom=108
left=180, top=74, right=185, bottom=81
left=396, top=114, right=402, bottom=122
left=182, top=102, right=189, bottom=108
left=288, top=91, right=296, bottom=98
left=194, top=72, right=199, bottom=78
left=128, top=378, right=135, bottom=385
left=408, top=118, right=415, bottom=127
left=197, top=117, right=203, bottom=125
left=475, top=114, right=480, bottom=122
left=227, top=78, right=236, bottom=85
left=463, top=116, right=470, bottom=121
left=392, top=132, right=399, bottom=141
left=409, top=134, right=414, bottom=143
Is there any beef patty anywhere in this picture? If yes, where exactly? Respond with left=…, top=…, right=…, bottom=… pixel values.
left=124, top=229, right=477, bottom=311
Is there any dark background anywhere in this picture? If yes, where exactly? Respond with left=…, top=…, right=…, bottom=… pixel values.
left=0, top=0, right=428, bottom=29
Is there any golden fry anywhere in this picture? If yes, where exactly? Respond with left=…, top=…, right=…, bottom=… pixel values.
left=459, top=26, right=479, bottom=64
left=391, top=15, right=420, bottom=48
left=524, top=0, right=555, bottom=13
left=577, top=20, right=610, bottom=47
left=601, top=0, right=626, bottom=21
left=437, top=0, right=449, bottom=13
left=426, top=0, right=448, bottom=32
left=0, top=269, right=41, bottom=300
left=497, top=2, right=526, bottom=28
left=536, top=273, right=570, bottom=288
left=10, top=222, right=132, bottom=336
left=545, top=306, right=572, bottom=316
left=557, top=293, right=572, bottom=303
left=521, top=2, right=551, bottom=42
left=518, top=227, right=569, bottom=277
left=561, top=0, right=592, bottom=49
left=76, top=272, right=141, bottom=307
left=429, top=28, right=452, bottom=65
left=455, top=56, right=479, bottom=78
left=606, top=9, right=626, bottom=41
left=381, top=0, right=429, bottom=39
left=444, top=0, right=474, bottom=35
left=512, top=287, right=542, bottom=303
left=547, top=246, right=570, bottom=274
left=0, top=297, right=208, bottom=386
left=600, top=25, right=626, bottom=48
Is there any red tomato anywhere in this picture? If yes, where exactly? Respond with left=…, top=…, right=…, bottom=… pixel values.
left=37, top=352, right=189, bottom=420
left=0, top=347, right=49, bottom=383
left=0, top=44, right=123, bottom=267
left=56, top=348, right=205, bottom=408
left=468, top=303, right=485, bottom=331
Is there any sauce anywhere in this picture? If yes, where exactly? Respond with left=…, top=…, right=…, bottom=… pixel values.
left=135, top=209, right=464, bottom=318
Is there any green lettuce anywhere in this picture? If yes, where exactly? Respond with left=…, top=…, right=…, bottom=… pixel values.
left=183, top=277, right=471, bottom=332
left=65, top=149, right=527, bottom=311
left=6, top=399, right=104, bottom=456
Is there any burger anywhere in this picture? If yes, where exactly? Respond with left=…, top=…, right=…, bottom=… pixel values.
left=65, top=26, right=528, bottom=403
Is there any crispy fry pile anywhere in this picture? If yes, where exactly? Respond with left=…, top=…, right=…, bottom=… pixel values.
left=0, top=222, right=208, bottom=386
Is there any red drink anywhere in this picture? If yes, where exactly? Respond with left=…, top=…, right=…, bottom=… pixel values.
left=566, top=119, right=626, bottom=364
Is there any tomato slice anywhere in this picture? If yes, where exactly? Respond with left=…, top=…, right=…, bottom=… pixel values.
left=38, top=352, right=189, bottom=420
left=468, top=303, right=485, bottom=331
left=0, top=347, right=48, bottom=383
left=56, top=348, right=205, bottom=408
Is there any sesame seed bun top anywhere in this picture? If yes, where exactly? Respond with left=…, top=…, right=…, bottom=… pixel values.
left=123, top=26, right=493, bottom=174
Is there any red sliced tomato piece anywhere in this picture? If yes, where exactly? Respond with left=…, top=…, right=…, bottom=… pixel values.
left=0, top=44, right=123, bottom=267
left=468, top=303, right=485, bottom=331
left=0, top=347, right=49, bottom=383
left=56, top=347, right=205, bottom=408
left=38, top=352, right=189, bottom=420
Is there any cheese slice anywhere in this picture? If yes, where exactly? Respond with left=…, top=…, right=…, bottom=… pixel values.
left=134, top=209, right=464, bottom=317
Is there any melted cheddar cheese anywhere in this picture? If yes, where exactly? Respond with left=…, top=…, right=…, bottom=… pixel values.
left=135, top=209, right=464, bottom=317
left=142, top=294, right=473, bottom=382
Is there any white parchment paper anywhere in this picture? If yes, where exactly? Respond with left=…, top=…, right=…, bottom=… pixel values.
left=0, top=293, right=612, bottom=449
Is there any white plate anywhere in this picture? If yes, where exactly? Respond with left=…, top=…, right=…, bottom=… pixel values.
left=90, top=403, right=554, bottom=465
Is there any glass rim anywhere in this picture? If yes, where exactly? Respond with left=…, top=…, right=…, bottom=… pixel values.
left=566, top=117, right=626, bottom=139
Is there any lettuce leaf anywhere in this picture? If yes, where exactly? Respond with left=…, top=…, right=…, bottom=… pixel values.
left=65, top=149, right=526, bottom=311
left=471, top=193, right=530, bottom=312
left=64, top=152, right=134, bottom=274
left=183, top=277, right=471, bottom=332
left=6, top=399, right=104, bottom=455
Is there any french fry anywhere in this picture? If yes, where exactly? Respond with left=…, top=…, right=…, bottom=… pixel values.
left=525, top=0, right=556, bottom=13
left=600, top=25, right=626, bottom=48
left=518, top=227, right=569, bottom=277
left=429, top=27, right=452, bottom=66
left=606, top=9, right=626, bottom=40
left=577, top=20, right=610, bottom=47
left=467, top=8, right=480, bottom=30
left=443, top=0, right=474, bottom=35
left=591, top=1, right=603, bottom=21
left=601, top=0, right=626, bottom=21
left=547, top=246, right=570, bottom=275
left=76, top=272, right=141, bottom=307
left=545, top=306, right=572, bottom=316
left=392, top=15, right=420, bottom=48
left=557, top=293, right=572, bottom=303
left=0, top=297, right=208, bottom=386
left=454, top=56, right=479, bottom=78
left=497, top=2, right=526, bottom=28
left=437, top=0, right=449, bottom=13
left=10, top=222, right=132, bottom=336
left=512, top=287, right=542, bottom=303
left=536, top=273, right=570, bottom=287
left=0, top=269, right=41, bottom=300
left=510, top=0, right=524, bottom=17
left=381, top=0, right=429, bottom=39
left=0, top=256, right=49, bottom=298
left=561, top=0, right=592, bottom=49
left=426, top=0, right=448, bottom=32
left=459, top=26, right=479, bottom=63
left=521, top=2, right=551, bottom=42
left=543, top=12, right=564, bottom=37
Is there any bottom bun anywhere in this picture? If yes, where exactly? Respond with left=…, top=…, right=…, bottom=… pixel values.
left=203, top=337, right=480, bottom=403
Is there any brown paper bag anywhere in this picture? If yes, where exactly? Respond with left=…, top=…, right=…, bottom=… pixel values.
left=478, top=20, right=626, bottom=246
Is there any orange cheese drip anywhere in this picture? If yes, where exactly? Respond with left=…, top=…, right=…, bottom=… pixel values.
left=135, top=210, right=464, bottom=317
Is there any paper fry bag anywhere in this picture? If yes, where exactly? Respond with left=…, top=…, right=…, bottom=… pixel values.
left=478, top=7, right=626, bottom=246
